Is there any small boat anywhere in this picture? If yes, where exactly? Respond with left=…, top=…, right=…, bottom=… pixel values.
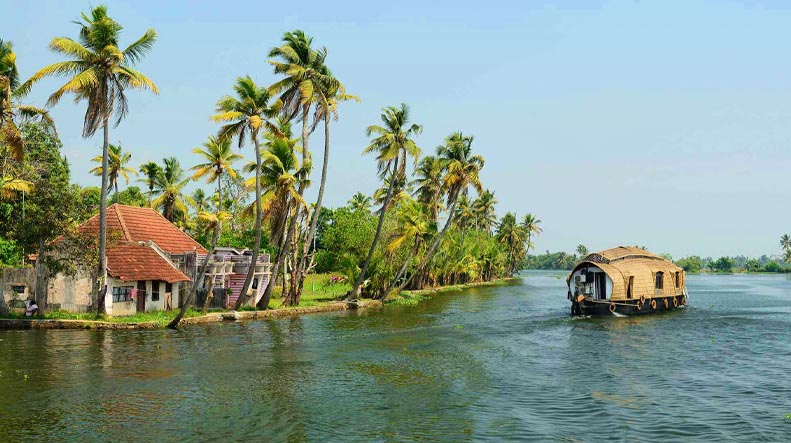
left=567, top=246, right=688, bottom=316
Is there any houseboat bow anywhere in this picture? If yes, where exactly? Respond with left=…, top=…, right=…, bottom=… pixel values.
left=567, top=246, right=688, bottom=316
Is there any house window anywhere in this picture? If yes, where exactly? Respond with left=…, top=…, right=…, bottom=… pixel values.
left=165, top=282, right=172, bottom=293
left=11, top=285, right=26, bottom=294
left=151, top=282, right=160, bottom=302
left=112, top=286, right=134, bottom=302
left=655, top=272, right=664, bottom=289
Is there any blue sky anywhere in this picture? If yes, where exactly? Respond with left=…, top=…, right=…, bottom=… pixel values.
left=3, top=0, right=790, bottom=258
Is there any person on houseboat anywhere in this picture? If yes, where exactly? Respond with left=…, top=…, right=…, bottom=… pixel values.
left=25, top=299, right=39, bottom=317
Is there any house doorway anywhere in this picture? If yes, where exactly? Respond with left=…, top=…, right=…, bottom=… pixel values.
left=136, top=281, right=146, bottom=313
left=595, top=273, right=607, bottom=300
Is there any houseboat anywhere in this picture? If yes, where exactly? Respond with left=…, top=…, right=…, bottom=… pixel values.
left=567, top=246, right=688, bottom=315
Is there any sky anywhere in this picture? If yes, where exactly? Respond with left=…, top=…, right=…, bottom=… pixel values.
left=3, top=0, right=791, bottom=259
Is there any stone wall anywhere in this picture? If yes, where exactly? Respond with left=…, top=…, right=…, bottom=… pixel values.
left=0, top=267, right=92, bottom=312
left=0, top=268, right=37, bottom=308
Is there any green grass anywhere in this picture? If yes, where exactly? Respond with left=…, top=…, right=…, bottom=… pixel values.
left=1, top=309, right=203, bottom=326
left=266, top=273, right=350, bottom=309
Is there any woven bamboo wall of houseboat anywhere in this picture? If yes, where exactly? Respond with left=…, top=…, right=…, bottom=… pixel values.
left=568, top=246, right=685, bottom=301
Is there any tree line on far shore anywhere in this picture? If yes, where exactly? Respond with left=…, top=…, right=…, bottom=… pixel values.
left=523, top=247, right=787, bottom=274
left=0, top=5, right=542, bottom=321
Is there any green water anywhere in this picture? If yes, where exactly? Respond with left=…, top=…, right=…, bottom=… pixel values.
left=1, top=271, right=789, bottom=442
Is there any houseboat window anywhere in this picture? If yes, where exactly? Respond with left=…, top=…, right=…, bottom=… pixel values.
left=627, top=276, right=634, bottom=299
left=166, top=282, right=172, bottom=293
left=675, top=272, right=680, bottom=288
left=112, top=286, right=134, bottom=303
left=151, top=282, right=160, bottom=302
left=655, top=272, right=664, bottom=289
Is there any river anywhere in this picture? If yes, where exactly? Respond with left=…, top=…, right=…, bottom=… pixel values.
left=1, top=271, right=789, bottom=442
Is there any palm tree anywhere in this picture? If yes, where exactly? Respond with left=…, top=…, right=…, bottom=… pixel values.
left=576, top=244, right=589, bottom=257
left=152, top=157, right=192, bottom=222
left=348, top=192, right=372, bottom=212
left=347, top=104, right=422, bottom=300
left=780, top=234, right=791, bottom=251
left=454, top=194, right=475, bottom=249
left=292, top=73, right=359, bottom=301
left=23, top=6, right=157, bottom=315
left=411, top=155, right=444, bottom=223
left=190, top=135, right=242, bottom=230
left=396, top=131, right=484, bottom=292
left=244, top=127, right=308, bottom=309
left=191, top=188, right=209, bottom=213
left=89, top=143, right=137, bottom=203
left=268, top=30, right=339, bottom=305
left=138, top=161, right=161, bottom=207
left=381, top=196, right=431, bottom=299
left=212, top=76, right=281, bottom=309
left=521, top=213, right=542, bottom=252
left=496, top=213, right=526, bottom=275
left=1, top=39, right=56, bottom=162
left=472, top=189, right=497, bottom=235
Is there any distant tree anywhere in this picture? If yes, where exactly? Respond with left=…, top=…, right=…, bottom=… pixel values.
left=90, top=143, right=137, bottom=203
left=152, top=157, right=192, bottom=222
left=781, top=234, right=791, bottom=251
left=763, top=261, right=781, bottom=273
left=576, top=244, right=588, bottom=257
left=348, top=192, right=372, bottom=212
left=711, top=256, right=734, bottom=273
left=117, top=186, right=147, bottom=207
left=138, top=161, right=162, bottom=207
left=675, top=256, right=702, bottom=273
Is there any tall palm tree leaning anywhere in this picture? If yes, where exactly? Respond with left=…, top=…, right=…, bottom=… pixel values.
left=268, top=30, right=338, bottom=306
left=347, top=104, right=422, bottom=300
left=211, top=76, right=281, bottom=310
left=152, top=157, right=193, bottom=222
left=391, top=131, right=484, bottom=295
left=138, top=161, right=162, bottom=207
left=291, top=70, right=358, bottom=305
left=22, top=5, right=157, bottom=315
left=89, top=143, right=137, bottom=202
left=190, top=135, right=241, bottom=312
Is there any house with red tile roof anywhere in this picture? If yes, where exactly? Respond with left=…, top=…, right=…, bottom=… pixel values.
left=2, top=204, right=271, bottom=315
left=70, top=204, right=208, bottom=315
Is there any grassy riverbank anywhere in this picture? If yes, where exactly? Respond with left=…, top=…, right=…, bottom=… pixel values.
left=387, top=277, right=517, bottom=306
left=0, top=275, right=516, bottom=329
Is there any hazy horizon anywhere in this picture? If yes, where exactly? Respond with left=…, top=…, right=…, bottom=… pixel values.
left=4, top=0, right=790, bottom=259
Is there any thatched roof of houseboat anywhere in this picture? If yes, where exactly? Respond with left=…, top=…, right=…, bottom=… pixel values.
left=568, top=246, right=684, bottom=300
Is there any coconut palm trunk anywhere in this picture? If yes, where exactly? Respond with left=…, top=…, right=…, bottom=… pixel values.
left=347, top=159, right=399, bottom=300
left=96, top=119, right=110, bottom=315
left=395, top=197, right=459, bottom=293
left=256, top=207, right=291, bottom=309
left=202, top=178, right=224, bottom=314
left=293, top=112, right=330, bottom=300
left=381, top=241, right=420, bottom=300
left=233, top=136, right=264, bottom=309
left=282, top=107, right=311, bottom=306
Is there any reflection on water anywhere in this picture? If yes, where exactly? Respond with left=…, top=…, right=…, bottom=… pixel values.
left=1, top=272, right=790, bottom=441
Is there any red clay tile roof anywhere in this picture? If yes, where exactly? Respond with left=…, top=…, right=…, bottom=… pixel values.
left=106, top=242, right=191, bottom=283
left=79, top=204, right=207, bottom=255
